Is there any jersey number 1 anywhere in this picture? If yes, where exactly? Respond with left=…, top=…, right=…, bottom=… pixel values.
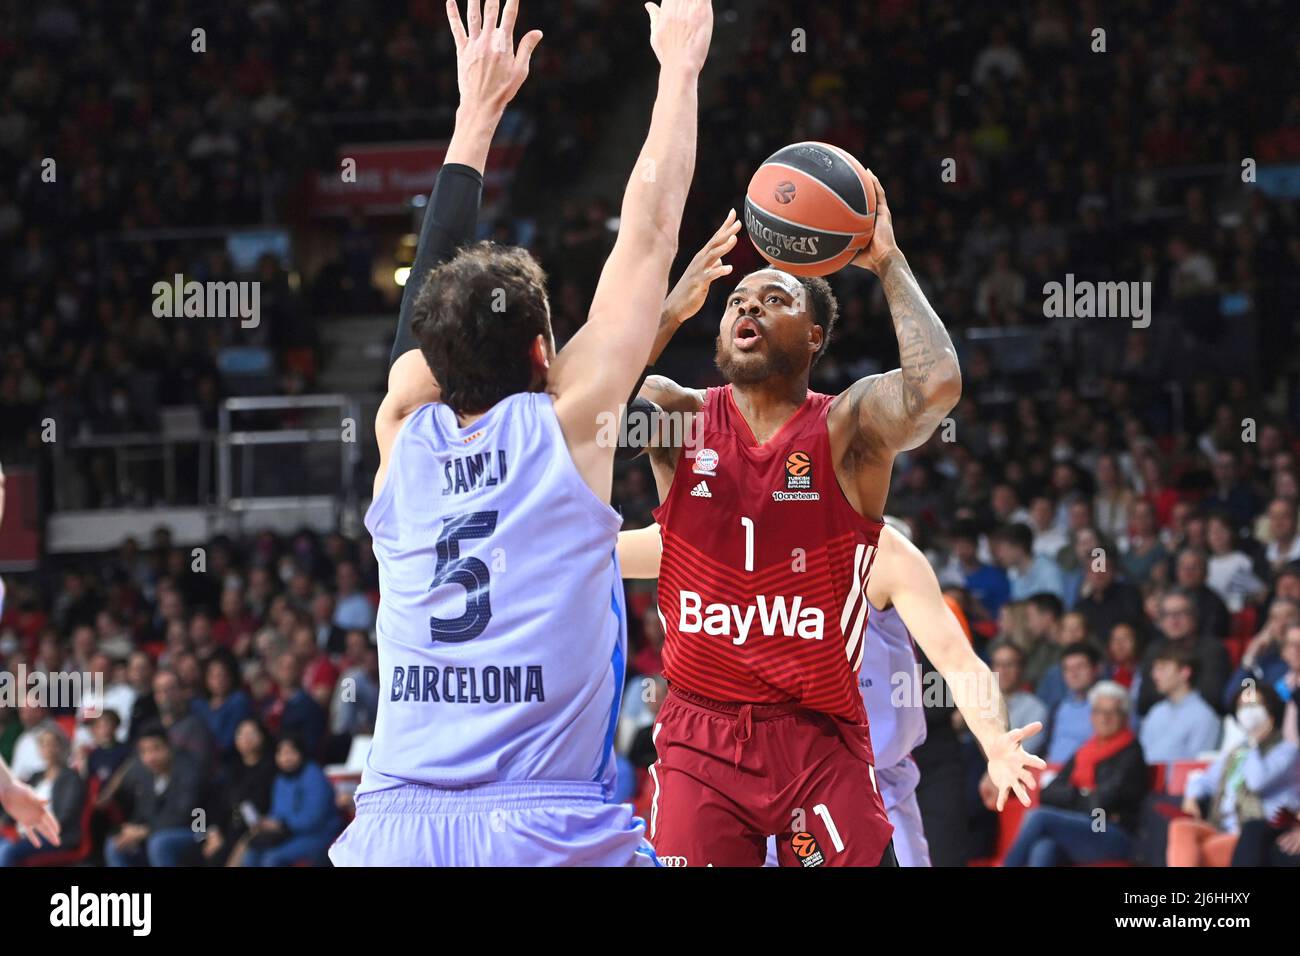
left=429, top=510, right=498, bottom=643
left=740, top=516, right=754, bottom=572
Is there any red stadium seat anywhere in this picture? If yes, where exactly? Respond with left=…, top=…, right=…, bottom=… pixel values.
left=1166, top=759, right=1211, bottom=797
left=23, top=775, right=99, bottom=867
left=968, top=764, right=1048, bottom=866
left=1229, top=607, right=1258, bottom=640
left=1224, top=636, right=1249, bottom=669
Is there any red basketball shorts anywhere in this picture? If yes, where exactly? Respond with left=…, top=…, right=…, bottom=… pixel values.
left=647, top=686, right=895, bottom=867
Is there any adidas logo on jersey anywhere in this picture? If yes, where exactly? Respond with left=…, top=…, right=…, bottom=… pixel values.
left=690, top=481, right=712, bottom=498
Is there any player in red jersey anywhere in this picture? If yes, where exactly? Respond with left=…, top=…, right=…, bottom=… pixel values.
left=628, top=176, right=1042, bottom=866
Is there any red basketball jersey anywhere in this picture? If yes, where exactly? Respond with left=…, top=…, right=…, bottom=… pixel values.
left=653, top=385, right=884, bottom=728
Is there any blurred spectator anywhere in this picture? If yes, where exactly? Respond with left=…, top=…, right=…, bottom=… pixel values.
left=105, top=723, right=204, bottom=867
left=938, top=520, right=1010, bottom=620
left=1137, top=590, right=1230, bottom=717
left=83, top=711, right=130, bottom=785
left=1045, top=642, right=1102, bottom=764
left=264, top=651, right=325, bottom=756
left=237, top=735, right=339, bottom=867
left=989, top=641, right=1047, bottom=755
left=1138, top=646, right=1221, bottom=765
left=1170, top=685, right=1300, bottom=866
left=1104, top=622, right=1143, bottom=689
left=1172, top=549, right=1231, bottom=640
left=202, top=718, right=275, bottom=867
left=193, top=655, right=254, bottom=763
left=331, top=562, right=374, bottom=633
left=329, top=632, right=379, bottom=740
left=1001, top=682, right=1147, bottom=866
left=152, top=668, right=215, bottom=775
left=9, top=705, right=59, bottom=782
left=992, top=524, right=1066, bottom=602
left=1205, top=512, right=1267, bottom=612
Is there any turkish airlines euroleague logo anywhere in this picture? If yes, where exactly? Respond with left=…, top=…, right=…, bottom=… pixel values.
left=774, top=452, right=816, bottom=504
left=785, top=451, right=812, bottom=487
left=774, top=181, right=796, bottom=204
left=791, top=832, right=825, bottom=867
left=773, top=450, right=820, bottom=501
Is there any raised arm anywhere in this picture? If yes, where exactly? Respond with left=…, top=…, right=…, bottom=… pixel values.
left=829, top=174, right=962, bottom=464
left=376, top=0, right=542, bottom=494
left=867, top=525, right=1044, bottom=810
left=548, top=0, right=712, bottom=502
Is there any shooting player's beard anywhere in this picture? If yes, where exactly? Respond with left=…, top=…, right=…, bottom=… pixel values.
left=714, top=334, right=799, bottom=385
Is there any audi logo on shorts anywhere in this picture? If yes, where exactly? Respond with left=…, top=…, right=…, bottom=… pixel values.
left=658, top=855, right=689, bottom=867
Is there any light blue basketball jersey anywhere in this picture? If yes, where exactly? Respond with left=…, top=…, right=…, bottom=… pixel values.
left=360, top=392, right=627, bottom=798
left=858, top=601, right=927, bottom=771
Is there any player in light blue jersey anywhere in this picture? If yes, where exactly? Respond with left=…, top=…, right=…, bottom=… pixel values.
left=618, top=516, right=1046, bottom=867
left=329, top=0, right=714, bottom=867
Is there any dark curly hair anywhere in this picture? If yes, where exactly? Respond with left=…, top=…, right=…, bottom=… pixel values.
left=798, top=275, right=839, bottom=365
left=410, top=242, right=552, bottom=415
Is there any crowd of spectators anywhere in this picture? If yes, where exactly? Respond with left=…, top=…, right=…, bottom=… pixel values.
left=0, top=0, right=651, bottom=468
left=0, top=528, right=378, bottom=865
left=3, top=1, right=1300, bottom=865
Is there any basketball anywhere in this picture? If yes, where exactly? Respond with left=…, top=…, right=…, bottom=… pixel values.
left=743, top=141, right=877, bottom=277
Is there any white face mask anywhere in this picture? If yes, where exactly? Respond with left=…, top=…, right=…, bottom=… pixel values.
left=1237, top=703, right=1270, bottom=735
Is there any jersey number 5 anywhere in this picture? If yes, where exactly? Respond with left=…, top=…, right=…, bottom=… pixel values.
left=429, top=510, right=498, bottom=643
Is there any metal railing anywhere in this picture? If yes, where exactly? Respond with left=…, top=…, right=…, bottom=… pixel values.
left=49, top=394, right=371, bottom=529
left=217, top=393, right=367, bottom=534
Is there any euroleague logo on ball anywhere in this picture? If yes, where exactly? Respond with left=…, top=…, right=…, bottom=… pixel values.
left=774, top=180, right=796, bottom=204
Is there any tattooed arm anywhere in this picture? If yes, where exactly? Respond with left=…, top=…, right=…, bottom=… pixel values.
left=829, top=174, right=961, bottom=512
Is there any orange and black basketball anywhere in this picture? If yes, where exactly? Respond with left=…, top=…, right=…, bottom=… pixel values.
left=785, top=451, right=812, bottom=478
left=744, top=141, right=877, bottom=277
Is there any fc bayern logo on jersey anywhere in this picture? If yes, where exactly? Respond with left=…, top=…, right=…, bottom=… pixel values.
left=692, top=447, right=719, bottom=476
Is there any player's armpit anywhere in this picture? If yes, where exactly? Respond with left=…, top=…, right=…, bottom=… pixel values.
left=617, top=524, right=663, bottom=579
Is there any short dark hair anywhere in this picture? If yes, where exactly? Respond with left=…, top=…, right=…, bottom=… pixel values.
left=989, top=639, right=1025, bottom=665
left=951, top=518, right=981, bottom=545
left=134, top=720, right=170, bottom=745
left=993, top=522, right=1034, bottom=555
left=1153, top=644, right=1198, bottom=681
left=1027, top=592, right=1064, bottom=620
left=1060, top=641, right=1101, bottom=666
left=411, top=242, right=552, bottom=415
left=798, top=276, right=839, bottom=365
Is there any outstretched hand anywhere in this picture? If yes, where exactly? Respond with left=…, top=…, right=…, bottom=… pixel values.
left=447, top=0, right=543, bottom=115
left=664, top=208, right=740, bottom=325
left=0, top=779, right=61, bottom=848
left=985, top=721, right=1047, bottom=811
